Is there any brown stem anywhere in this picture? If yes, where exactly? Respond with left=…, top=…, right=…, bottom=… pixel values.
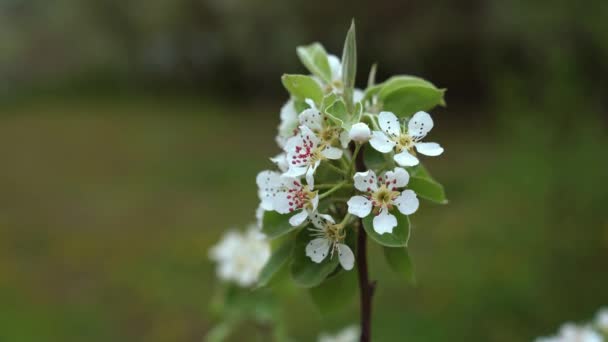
left=351, top=143, right=376, bottom=342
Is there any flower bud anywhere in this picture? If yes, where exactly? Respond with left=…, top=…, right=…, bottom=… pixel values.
left=349, top=123, right=371, bottom=143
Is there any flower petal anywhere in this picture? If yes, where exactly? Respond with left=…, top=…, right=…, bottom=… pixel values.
left=310, top=192, right=319, bottom=211
left=394, top=150, right=419, bottom=166
left=415, top=142, right=444, bottom=156
left=394, top=189, right=419, bottom=215
left=378, top=111, right=401, bottom=137
left=328, top=54, right=342, bottom=82
left=337, top=244, right=355, bottom=270
left=369, top=131, right=395, bottom=153
left=306, top=161, right=320, bottom=189
left=353, top=170, right=378, bottom=192
left=289, top=209, right=308, bottom=226
left=339, top=130, right=350, bottom=148
left=299, top=108, right=324, bottom=132
left=382, top=167, right=410, bottom=188
left=270, top=153, right=289, bottom=172
left=272, top=192, right=292, bottom=214
left=347, top=195, right=372, bottom=218
left=306, top=238, right=331, bottom=263
left=373, top=209, right=397, bottom=234
left=284, top=165, right=307, bottom=178
left=256, top=170, right=282, bottom=210
left=321, top=146, right=343, bottom=160
left=407, top=111, right=434, bottom=139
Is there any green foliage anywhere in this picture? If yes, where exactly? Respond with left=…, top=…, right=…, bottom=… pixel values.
left=324, top=98, right=348, bottom=125
left=377, top=75, right=446, bottom=117
left=262, top=211, right=299, bottom=238
left=341, top=20, right=357, bottom=113
left=290, top=229, right=340, bottom=288
left=257, top=238, right=294, bottom=288
left=296, top=43, right=333, bottom=84
left=362, top=145, right=393, bottom=172
left=362, top=213, right=410, bottom=247
left=281, top=74, right=324, bottom=104
left=409, top=164, right=448, bottom=204
left=383, top=246, right=416, bottom=285
left=309, top=269, right=358, bottom=315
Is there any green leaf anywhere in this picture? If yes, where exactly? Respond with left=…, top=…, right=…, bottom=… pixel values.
left=409, top=176, right=447, bottom=204
left=290, top=229, right=339, bottom=288
left=325, top=98, right=348, bottom=125
left=362, top=212, right=410, bottom=247
left=341, top=20, right=357, bottom=113
left=376, top=75, right=446, bottom=118
left=296, top=43, right=332, bottom=83
left=309, top=269, right=357, bottom=315
left=205, top=321, right=235, bottom=342
left=262, top=211, right=299, bottom=238
left=257, top=238, right=294, bottom=288
left=383, top=246, right=416, bottom=285
left=281, top=74, right=324, bottom=104
left=362, top=145, right=393, bottom=171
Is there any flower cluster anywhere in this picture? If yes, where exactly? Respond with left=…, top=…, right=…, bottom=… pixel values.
left=535, top=307, right=608, bottom=342
left=209, top=225, right=271, bottom=287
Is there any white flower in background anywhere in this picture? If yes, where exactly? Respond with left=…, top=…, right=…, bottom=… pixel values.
left=255, top=204, right=265, bottom=228
left=596, top=308, right=608, bottom=332
left=209, top=226, right=271, bottom=287
left=305, top=213, right=355, bottom=270
left=370, top=111, right=444, bottom=166
left=535, top=323, right=603, bottom=342
left=284, top=125, right=342, bottom=188
left=276, top=99, right=299, bottom=148
left=349, top=122, right=371, bottom=143
left=318, top=325, right=359, bottom=342
left=347, top=167, right=419, bottom=234
left=273, top=177, right=320, bottom=226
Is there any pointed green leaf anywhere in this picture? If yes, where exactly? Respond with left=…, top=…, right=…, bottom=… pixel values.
left=409, top=176, right=447, bottom=204
left=257, top=238, right=294, bottom=288
left=383, top=246, right=416, bottom=285
left=290, top=229, right=339, bottom=288
left=381, top=86, right=446, bottom=118
left=262, top=211, right=299, bottom=239
left=296, top=43, right=332, bottom=83
left=362, top=212, right=410, bottom=247
left=281, top=74, right=324, bottom=104
left=377, top=75, right=439, bottom=98
left=325, top=98, right=348, bottom=124
left=309, top=269, right=357, bottom=315
left=341, top=20, right=357, bottom=112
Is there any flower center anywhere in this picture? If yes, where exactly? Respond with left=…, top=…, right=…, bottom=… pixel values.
left=319, top=126, right=338, bottom=143
left=324, top=223, right=346, bottom=243
left=286, top=183, right=317, bottom=212
left=395, top=134, right=413, bottom=153
left=371, top=185, right=399, bottom=209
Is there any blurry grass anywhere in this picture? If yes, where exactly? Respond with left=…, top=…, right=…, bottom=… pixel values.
left=0, top=96, right=606, bottom=341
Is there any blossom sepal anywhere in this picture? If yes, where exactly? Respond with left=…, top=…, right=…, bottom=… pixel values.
left=362, top=212, right=410, bottom=247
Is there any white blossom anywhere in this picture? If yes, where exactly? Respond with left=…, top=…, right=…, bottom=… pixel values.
left=273, top=177, right=320, bottom=226
left=209, top=226, right=270, bottom=287
left=305, top=213, right=355, bottom=270
left=299, top=99, right=350, bottom=149
left=256, top=170, right=284, bottom=211
left=369, top=111, right=444, bottom=167
left=276, top=99, right=299, bottom=148
left=347, top=167, right=419, bottom=234
left=284, top=125, right=342, bottom=188
left=318, top=325, right=359, bottom=342
left=349, top=122, right=371, bottom=143
left=270, top=153, right=289, bottom=172
left=596, top=308, right=608, bottom=332
left=535, top=323, right=603, bottom=342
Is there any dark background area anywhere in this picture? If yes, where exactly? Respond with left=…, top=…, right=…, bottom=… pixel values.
left=0, top=0, right=607, bottom=341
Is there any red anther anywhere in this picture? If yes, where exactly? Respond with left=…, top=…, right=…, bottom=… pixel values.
left=367, top=187, right=371, bottom=191
left=393, top=179, right=397, bottom=184
left=369, top=179, right=373, bottom=183
left=289, top=202, right=293, bottom=206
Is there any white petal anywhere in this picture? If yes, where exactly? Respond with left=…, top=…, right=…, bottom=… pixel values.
left=284, top=165, right=307, bottom=178
left=289, top=210, right=308, bottom=226
left=305, top=161, right=319, bottom=189
left=415, top=142, right=444, bottom=156
left=256, top=170, right=282, bottom=210
left=382, top=167, right=410, bottom=188
left=310, top=192, right=319, bottom=211
left=321, top=146, right=343, bottom=160
left=349, top=123, right=371, bottom=143
left=378, top=111, right=401, bottom=137
left=369, top=131, right=395, bottom=153
left=407, top=111, right=434, bottom=138
left=278, top=99, right=298, bottom=138
left=347, top=195, right=372, bottom=218
left=394, top=150, right=419, bottom=166
left=373, top=209, right=397, bottom=234
left=353, top=89, right=364, bottom=104
left=337, top=244, right=355, bottom=270
left=328, top=54, right=342, bottom=82
left=270, top=153, right=289, bottom=172
left=306, top=238, right=331, bottom=263
left=299, top=108, right=323, bottom=132
left=353, top=170, right=378, bottom=192
left=309, top=212, right=334, bottom=229
left=272, top=192, right=292, bottom=214
left=394, top=189, right=419, bottom=215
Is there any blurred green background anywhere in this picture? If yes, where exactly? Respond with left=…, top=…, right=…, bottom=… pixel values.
left=1, top=0, right=607, bottom=341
